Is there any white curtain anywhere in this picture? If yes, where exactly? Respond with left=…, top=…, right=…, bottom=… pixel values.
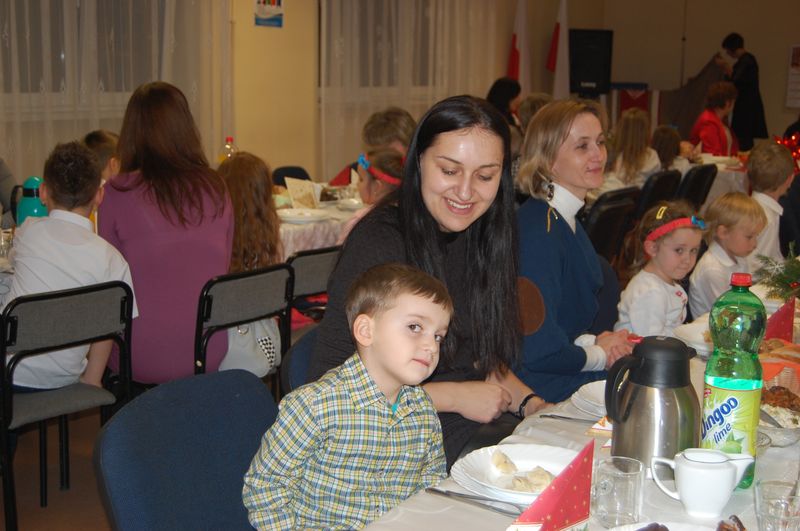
left=319, top=0, right=498, bottom=181
left=0, top=0, right=232, bottom=184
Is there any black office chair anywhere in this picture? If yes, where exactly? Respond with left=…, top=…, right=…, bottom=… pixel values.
left=95, top=370, right=278, bottom=531
left=674, top=164, right=718, bottom=211
left=286, top=246, right=341, bottom=345
left=582, top=187, right=639, bottom=263
left=194, top=265, right=293, bottom=400
left=273, top=165, right=312, bottom=187
left=280, top=326, right=319, bottom=395
left=0, top=281, right=134, bottom=530
left=636, top=170, right=681, bottom=219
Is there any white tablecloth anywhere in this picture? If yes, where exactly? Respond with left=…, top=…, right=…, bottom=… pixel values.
left=279, top=204, right=355, bottom=258
left=367, top=358, right=798, bottom=530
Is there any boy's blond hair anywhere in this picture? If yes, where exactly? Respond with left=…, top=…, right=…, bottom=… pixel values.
left=748, top=142, right=794, bottom=192
left=704, top=192, right=767, bottom=244
left=362, top=107, right=416, bottom=150
left=345, top=263, right=453, bottom=331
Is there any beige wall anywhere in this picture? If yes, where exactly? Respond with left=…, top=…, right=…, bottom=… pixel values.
left=231, top=0, right=319, bottom=177
left=603, top=0, right=800, bottom=138
left=229, top=1, right=799, bottom=179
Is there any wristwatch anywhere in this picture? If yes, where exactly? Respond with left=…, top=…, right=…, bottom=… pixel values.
left=516, top=392, right=539, bottom=419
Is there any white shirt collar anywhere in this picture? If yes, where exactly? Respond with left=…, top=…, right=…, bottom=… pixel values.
left=752, top=191, right=784, bottom=216
left=48, top=209, right=95, bottom=232
left=546, top=182, right=584, bottom=232
left=708, top=240, right=737, bottom=268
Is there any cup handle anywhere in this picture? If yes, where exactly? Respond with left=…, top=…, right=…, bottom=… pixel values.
left=650, top=457, right=680, bottom=500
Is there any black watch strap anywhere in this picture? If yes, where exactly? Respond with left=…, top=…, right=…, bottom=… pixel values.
left=517, top=392, right=538, bottom=419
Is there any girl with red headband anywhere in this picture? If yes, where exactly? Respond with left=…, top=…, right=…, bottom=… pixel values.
left=337, top=148, right=404, bottom=244
left=615, top=201, right=705, bottom=336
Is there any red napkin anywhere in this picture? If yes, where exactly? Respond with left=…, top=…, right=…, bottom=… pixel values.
left=765, top=297, right=795, bottom=342
left=507, top=440, right=594, bottom=531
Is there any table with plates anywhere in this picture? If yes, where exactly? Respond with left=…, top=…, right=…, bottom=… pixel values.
left=367, top=358, right=799, bottom=530
left=700, top=160, right=748, bottom=214
left=278, top=202, right=359, bottom=258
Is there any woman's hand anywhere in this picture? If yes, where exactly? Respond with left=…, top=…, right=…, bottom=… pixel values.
left=424, top=381, right=512, bottom=423
left=486, top=370, right=550, bottom=418
left=596, top=330, right=634, bottom=368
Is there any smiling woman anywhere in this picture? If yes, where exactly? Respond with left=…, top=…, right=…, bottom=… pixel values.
left=514, top=99, right=634, bottom=403
left=308, top=95, right=545, bottom=468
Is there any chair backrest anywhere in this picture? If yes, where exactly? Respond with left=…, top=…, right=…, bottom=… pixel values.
left=280, top=326, right=318, bottom=395
left=583, top=191, right=638, bottom=262
left=636, top=169, right=681, bottom=219
left=272, top=165, right=311, bottom=187
left=194, top=264, right=294, bottom=374
left=286, top=245, right=340, bottom=300
left=674, top=164, right=718, bottom=210
left=0, top=281, right=134, bottom=423
left=94, top=370, right=278, bottom=531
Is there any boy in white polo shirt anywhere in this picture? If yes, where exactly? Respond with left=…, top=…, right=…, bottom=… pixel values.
left=3, top=141, right=137, bottom=390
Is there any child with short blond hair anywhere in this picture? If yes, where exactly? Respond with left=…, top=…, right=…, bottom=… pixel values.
left=689, top=192, right=767, bottom=316
left=747, top=142, right=796, bottom=274
left=243, top=263, right=449, bottom=530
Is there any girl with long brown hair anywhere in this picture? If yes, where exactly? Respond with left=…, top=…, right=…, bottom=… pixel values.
left=218, top=152, right=283, bottom=271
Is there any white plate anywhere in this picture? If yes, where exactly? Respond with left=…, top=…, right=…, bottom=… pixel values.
left=277, top=208, right=330, bottom=224
left=673, top=323, right=712, bottom=360
left=570, top=380, right=606, bottom=417
left=451, top=444, right=578, bottom=505
left=611, top=523, right=714, bottom=531
left=337, top=198, right=363, bottom=211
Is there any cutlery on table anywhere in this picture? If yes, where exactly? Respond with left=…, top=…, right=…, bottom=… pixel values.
left=760, top=409, right=783, bottom=429
left=539, top=414, right=597, bottom=423
left=424, top=487, right=524, bottom=516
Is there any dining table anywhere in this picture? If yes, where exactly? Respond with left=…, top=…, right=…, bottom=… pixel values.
left=278, top=202, right=357, bottom=258
left=367, top=358, right=799, bottom=530
left=700, top=161, right=748, bottom=214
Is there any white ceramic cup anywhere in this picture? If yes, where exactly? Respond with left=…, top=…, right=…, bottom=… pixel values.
left=591, top=456, right=644, bottom=528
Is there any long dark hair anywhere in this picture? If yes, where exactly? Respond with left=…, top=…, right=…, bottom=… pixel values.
left=115, top=81, right=227, bottom=226
left=381, top=95, right=519, bottom=375
left=486, top=77, right=521, bottom=125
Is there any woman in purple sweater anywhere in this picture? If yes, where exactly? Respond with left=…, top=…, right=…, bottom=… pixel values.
left=99, top=82, right=233, bottom=384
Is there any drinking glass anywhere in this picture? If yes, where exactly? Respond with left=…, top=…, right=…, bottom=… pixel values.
left=591, top=456, right=645, bottom=528
left=756, top=480, right=800, bottom=531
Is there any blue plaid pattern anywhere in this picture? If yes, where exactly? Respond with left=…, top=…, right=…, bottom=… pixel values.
left=243, top=354, right=446, bottom=529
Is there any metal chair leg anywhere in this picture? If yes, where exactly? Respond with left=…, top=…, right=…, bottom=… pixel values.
left=58, top=415, right=69, bottom=490
left=38, top=420, right=47, bottom=507
left=1, top=427, right=19, bottom=531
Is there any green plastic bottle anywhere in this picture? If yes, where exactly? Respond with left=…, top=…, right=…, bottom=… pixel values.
left=701, top=273, right=765, bottom=488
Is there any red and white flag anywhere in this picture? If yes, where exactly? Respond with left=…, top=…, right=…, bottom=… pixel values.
left=547, top=0, right=570, bottom=99
left=507, top=0, right=530, bottom=93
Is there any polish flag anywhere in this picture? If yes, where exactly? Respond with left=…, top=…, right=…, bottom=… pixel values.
left=507, top=0, right=530, bottom=93
left=547, top=0, right=570, bottom=99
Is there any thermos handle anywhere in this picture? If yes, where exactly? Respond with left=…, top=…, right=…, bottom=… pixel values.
left=650, top=457, right=680, bottom=500
left=605, top=354, right=640, bottom=424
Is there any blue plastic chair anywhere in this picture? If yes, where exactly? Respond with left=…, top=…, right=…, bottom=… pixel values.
left=94, top=370, right=277, bottom=530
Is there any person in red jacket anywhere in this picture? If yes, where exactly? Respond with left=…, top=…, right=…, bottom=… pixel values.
left=690, top=81, right=739, bottom=157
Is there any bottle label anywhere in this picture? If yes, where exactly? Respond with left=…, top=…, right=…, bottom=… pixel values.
left=700, top=383, right=762, bottom=456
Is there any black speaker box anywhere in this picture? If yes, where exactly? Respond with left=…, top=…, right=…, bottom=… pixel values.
left=569, top=29, right=613, bottom=96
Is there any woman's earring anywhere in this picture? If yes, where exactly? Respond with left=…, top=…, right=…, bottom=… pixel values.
left=546, top=181, right=555, bottom=201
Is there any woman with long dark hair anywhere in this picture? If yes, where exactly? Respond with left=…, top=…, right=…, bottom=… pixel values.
left=308, top=95, right=544, bottom=467
left=99, top=81, right=233, bottom=383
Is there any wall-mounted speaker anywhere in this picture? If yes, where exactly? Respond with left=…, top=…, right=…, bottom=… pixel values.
left=569, top=29, right=613, bottom=96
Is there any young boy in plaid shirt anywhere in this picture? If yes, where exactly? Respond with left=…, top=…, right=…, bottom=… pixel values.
left=243, top=263, right=449, bottom=529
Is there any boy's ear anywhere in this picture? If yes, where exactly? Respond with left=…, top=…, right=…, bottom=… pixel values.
left=107, top=157, right=120, bottom=178
left=352, top=314, right=374, bottom=347
left=92, top=185, right=105, bottom=209
left=715, top=224, right=729, bottom=240
left=643, top=239, right=658, bottom=259
left=38, top=181, right=50, bottom=208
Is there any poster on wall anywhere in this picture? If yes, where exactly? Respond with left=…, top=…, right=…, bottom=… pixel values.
left=255, top=0, right=283, bottom=28
left=788, top=45, right=800, bottom=108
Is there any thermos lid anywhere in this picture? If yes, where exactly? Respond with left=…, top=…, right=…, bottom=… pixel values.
left=629, top=336, right=695, bottom=388
left=23, top=176, right=42, bottom=189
